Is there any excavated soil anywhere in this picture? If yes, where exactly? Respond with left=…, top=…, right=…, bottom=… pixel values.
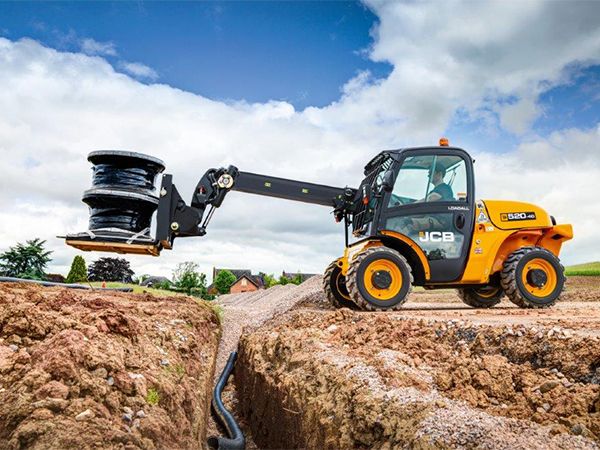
left=4, top=274, right=595, bottom=449
left=231, top=276, right=600, bottom=449
left=237, top=310, right=600, bottom=449
left=0, top=283, right=220, bottom=450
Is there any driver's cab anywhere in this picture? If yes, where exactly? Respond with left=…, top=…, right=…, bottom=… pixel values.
left=386, top=154, right=468, bottom=206
left=369, top=145, right=476, bottom=282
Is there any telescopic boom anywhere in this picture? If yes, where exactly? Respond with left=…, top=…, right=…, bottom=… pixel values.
left=65, top=152, right=357, bottom=256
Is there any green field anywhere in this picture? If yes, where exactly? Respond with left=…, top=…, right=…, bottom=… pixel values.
left=565, top=262, right=600, bottom=276
left=88, top=282, right=184, bottom=297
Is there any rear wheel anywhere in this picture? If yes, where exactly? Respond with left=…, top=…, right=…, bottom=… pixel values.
left=500, top=246, right=565, bottom=308
left=323, top=260, right=357, bottom=309
left=346, top=247, right=413, bottom=311
left=457, top=284, right=503, bottom=308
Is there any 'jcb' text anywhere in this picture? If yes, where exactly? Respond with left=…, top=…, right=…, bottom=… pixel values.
left=418, top=231, right=455, bottom=242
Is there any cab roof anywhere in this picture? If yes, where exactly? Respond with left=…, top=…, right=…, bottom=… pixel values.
left=364, top=146, right=471, bottom=174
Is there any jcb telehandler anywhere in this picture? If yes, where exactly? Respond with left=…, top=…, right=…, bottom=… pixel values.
left=66, top=140, right=573, bottom=310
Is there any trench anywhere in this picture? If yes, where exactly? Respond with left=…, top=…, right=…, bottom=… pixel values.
left=231, top=310, right=600, bottom=449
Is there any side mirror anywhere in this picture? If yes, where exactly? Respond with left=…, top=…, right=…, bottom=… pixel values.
left=381, top=169, right=395, bottom=192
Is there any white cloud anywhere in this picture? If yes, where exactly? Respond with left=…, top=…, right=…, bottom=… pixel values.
left=497, top=96, right=541, bottom=135
left=0, top=0, right=599, bottom=281
left=119, top=61, right=159, bottom=80
left=308, top=0, right=600, bottom=140
left=80, top=38, right=117, bottom=56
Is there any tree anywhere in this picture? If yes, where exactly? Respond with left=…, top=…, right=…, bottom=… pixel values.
left=173, top=262, right=207, bottom=297
left=0, top=238, right=52, bottom=280
left=214, top=270, right=237, bottom=294
left=66, top=255, right=87, bottom=283
left=290, top=273, right=303, bottom=285
left=261, top=273, right=279, bottom=288
left=88, top=257, right=134, bottom=282
left=278, top=274, right=289, bottom=285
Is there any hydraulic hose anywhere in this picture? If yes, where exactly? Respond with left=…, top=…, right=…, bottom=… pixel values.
left=0, top=277, right=133, bottom=292
left=207, top=351, right=245, bottom=450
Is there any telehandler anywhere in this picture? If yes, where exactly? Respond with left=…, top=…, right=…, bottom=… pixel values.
left=66, top=139, right=573, bottom=310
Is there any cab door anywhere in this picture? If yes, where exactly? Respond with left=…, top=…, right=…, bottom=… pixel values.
left=376, top=148, right=475, bottom=282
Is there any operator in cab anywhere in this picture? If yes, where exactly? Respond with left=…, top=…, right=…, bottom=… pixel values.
left=403, top=162, right=455, bottom=234
left=423, top=162, right=454, bottom=202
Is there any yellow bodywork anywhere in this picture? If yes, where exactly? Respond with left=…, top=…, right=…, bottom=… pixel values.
left=339, top=240, right=382, bottom=275
left=459, top=200, right=572, bottom=284
left=339, top=199, right=573, bottom=286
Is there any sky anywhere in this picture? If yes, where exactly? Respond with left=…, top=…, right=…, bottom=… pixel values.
left=0, top=0, right=599, bottom=281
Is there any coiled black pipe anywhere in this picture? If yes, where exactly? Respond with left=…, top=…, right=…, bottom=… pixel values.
left=0, top=276, right=133, bottom=291
left=208, top=352, right=245, bottom=450
left=84, top=150, right=165, bottom=233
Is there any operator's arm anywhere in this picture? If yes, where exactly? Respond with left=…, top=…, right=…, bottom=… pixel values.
left=426, top=192, right=442, bottom=202
left=414, top=191, right=442, bottom=203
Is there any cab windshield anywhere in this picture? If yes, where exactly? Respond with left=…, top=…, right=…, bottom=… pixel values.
left=388, top=154, right=468, bottom=207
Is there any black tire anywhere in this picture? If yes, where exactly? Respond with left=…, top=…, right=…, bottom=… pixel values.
left=500, top=246, right=565, bottom=308
left=457, top=285, right=504, bottom=308
left=346, top=247, right=413, bottom=311
left=323, top=260, right=357, bottom=309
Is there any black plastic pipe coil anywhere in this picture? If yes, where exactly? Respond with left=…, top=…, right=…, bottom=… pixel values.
left=83, top=150, right=165, bottom=233
left=0, top=276, right=133, bottom=292
left=208, top=351, right=246, bottom=450
left=92, top=164, right=159, bottom=192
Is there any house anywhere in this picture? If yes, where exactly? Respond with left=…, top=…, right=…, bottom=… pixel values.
left=209, top=268, right=265, bottom=295
left=281, top=271, right=318, bottom=283
left=141, top=276, right=170, bottom=288
left=229, top=274, right=262, bottom=294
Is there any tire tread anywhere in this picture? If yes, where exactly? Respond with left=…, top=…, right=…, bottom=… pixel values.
left=346, top=247, right=413, bottom=311
left=499, top=246, right=565, bottom=309
left=323, top=260, right=357, bottom=309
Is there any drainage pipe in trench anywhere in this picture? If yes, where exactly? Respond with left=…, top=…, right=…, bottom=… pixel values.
left=208, top=351, right=245, bottom=450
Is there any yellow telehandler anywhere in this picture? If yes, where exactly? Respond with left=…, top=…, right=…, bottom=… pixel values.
left=66, top=140, right=572, bottom=310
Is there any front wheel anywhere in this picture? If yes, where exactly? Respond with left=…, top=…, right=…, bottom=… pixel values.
left=323, top=260, right=357, bottom=309
left=346, top=247, right=413, bottom=311
left=457, top=285, right=504, bottom=308
left=500, top=246, right=565, bottom=308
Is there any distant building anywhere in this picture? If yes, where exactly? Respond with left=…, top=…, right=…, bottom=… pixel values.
left=141, top=276, right=170, bottom=288
left=209, top=268, right=265, bottom=295
left=281, top=271, right=318, bottom=283
left=229, top=274, right=262, bottom=294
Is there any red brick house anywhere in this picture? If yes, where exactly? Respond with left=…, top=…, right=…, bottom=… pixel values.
left=209, top=268, right=265, bottom=295
left=229, top=274, right=261, bottom=293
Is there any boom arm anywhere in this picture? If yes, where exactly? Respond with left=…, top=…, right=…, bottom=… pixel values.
left=233, top=171, right=347, bottom=207
left=155, top=165, right=356, bottom=250
left=65, top=152, right=357, bottom=256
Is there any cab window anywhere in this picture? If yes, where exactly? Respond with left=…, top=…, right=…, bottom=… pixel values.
left=388, top=154, right=468, bottom=207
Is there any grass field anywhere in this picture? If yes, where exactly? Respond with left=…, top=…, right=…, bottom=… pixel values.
left=88, top=282, right=184, bottom=297
left=565, top=262, right=600, bottom=276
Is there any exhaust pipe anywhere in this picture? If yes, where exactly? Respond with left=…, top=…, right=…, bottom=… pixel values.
left=207, top=352, right=245, bottom=450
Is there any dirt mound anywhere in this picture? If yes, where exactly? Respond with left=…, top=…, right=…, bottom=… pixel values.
left=0, top=283, right=220, bottom=450
left=236, top=309, right=599, bottom=449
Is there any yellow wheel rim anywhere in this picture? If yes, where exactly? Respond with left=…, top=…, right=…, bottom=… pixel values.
left=521, top=258, right=557, bottom=298
left=335, top=271, right=351, bottom=300
left=363, top=259, right=402, bottom=301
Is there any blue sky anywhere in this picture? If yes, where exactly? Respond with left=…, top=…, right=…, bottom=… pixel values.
left=2, top=1, right=597, bottom=150
left=0, top=1, right=392, bottom=108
